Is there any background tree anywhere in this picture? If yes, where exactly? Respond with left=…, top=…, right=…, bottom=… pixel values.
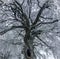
left=0, top=0, right=60, bottom=59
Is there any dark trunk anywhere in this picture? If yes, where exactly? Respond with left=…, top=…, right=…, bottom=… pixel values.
left=23, top=28, right=35, bottom=59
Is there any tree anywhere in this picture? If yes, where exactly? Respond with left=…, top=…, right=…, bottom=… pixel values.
left=0, top=0, right=59, bottom=59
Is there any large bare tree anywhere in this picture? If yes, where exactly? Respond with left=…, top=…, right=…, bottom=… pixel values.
left=0, top=0, right=59, bottom=59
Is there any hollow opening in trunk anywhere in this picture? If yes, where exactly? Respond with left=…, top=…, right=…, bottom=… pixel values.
left=27, top=48, right=31, bottom=57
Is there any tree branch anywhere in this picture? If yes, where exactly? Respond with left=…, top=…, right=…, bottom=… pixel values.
left=36, top=19, right=58, bottom=25
left=37, top=0, right=41, bottom=8
left=32, top=0, right=49, bottom=26
left=0, top=26, right=24, bottom=35
left=40, top=16, right=53, bottom=19
left=31, top=19, right=58, bottom=29
left=15, top=0, right=30, bottom=27
left=34, top=35, right=51, bottom=49
left=10, top=0, right=30, bottom=28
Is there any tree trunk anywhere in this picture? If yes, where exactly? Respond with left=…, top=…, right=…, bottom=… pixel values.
left=23, top=42, right=35, bottom=59
left=23, top=29, right=36, bottom=59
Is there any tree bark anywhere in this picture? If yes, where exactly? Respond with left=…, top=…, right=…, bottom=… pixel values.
left=23, top=28, right=35, bottom=59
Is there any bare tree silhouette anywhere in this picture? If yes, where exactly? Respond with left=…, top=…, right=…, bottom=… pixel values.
left=0, top=0, right=59, bottom=59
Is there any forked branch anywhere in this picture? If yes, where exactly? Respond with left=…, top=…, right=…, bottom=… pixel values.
left=32, top=0, right=49, bottom=25
left=31, top=19, right=58, bottom=29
